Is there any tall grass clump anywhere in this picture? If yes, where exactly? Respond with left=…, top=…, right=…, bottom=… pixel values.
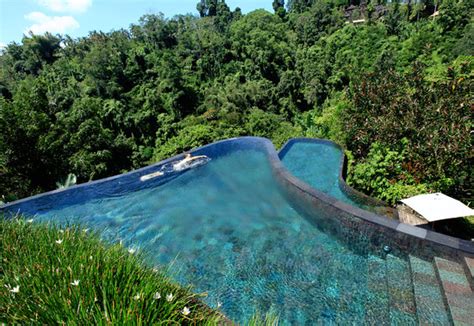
left=248, top=311, right=279, bottom=326
left=0, top=217, right=223, bottom=324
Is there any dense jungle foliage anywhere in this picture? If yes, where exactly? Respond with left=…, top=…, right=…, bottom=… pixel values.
left=0, top=0, right=472, bottom=206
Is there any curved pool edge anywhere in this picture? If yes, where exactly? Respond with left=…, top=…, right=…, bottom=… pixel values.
left=278, top=138, right=398, bottom=218
left=273, top=138, right=474, bottom=257
left=1, top=136, right=473, bottom=257
left=0, top=136, right=250, bottom=213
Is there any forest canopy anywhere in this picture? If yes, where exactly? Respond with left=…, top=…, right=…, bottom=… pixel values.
left=0, top=0, right=472, bottom=206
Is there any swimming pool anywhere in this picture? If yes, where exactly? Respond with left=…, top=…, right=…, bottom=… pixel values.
left=279, top=138, right=393, bottom=215
left=1, top=137, right=473, bottom=324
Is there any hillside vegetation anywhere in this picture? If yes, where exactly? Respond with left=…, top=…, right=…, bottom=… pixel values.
left=0, top=0, right=472, bottom=205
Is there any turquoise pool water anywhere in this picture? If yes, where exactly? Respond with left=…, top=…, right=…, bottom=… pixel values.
left=280, top=141, right=371, bottom=209
left=18, top=147, right=421, bottom=324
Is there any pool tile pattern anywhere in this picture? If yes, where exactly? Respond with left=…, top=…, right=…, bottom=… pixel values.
left=366, top=255, right=390, bottom=325
left=464, top=256, right=474, bottom=287
left=409, top=255, right=451, bottom=325
left=434, top=257, right=474, bottom=325
left=386, top=254, right=418, bottom=324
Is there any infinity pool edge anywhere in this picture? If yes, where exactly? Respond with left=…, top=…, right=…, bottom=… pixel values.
left=1, top=136, right=473, bottom=257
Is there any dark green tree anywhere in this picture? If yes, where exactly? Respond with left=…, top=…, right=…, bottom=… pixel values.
left=273, top=0, right=287, bottom=17
left=287, top=0, right=313, bottom=13
left=197, top=0, right=218, bottom=17
left=384, top=1, right=402, bottom=35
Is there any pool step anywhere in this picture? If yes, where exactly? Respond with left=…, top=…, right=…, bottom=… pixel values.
left=365, top=254, right=474, bottom=325
left=385, top=254, right=417, bottom=325
left=463, top=256, right=474, bottom=291
left=366, top=255, right=390, bottom=325
left=409, top=255, right=451, bottom=325
left=434, top=257, right=474, bottom=326
left=333, top=254, right=367, bottom=324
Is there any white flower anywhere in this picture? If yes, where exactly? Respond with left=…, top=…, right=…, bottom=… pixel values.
left=153, top=292, right=161, bottom=300
left=71, top=280, right=80, bottom=286
left=26, top=219, right=34, bottom=223
left=217, top=301, right=222, bottom=308
left=133, top=293, right=141, bottom=301
left=82, top=228, right=89, bottom=233
left=128, top=248, right=136, bottom=254
left=55, top=239, right=63, bottom=244
left=59, top=229, right=64, bottom=233
left=182, top=306, right=190, bottom=316
left=166, top=293, right=174, bottom=302
left=89, top=256, right=93, bottom=260
left=10, top=285, right=19, bottom=293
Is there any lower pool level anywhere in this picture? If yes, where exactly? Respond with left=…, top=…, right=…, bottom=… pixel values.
left=0, top=140, right=457, bottom=324
left=279, top=140, right=357, bottom=205
left=279, top=139, right=388, bottom=214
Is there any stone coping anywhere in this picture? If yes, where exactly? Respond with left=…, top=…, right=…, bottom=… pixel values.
left=1, top=136, right=473, bottom=256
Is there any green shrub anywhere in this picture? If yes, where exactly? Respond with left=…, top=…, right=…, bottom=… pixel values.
left=298, top=92, right=349, bottom=145
left=347, top=140, right=431, bottom=205
left=345, top=62, right=472, bottom=201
